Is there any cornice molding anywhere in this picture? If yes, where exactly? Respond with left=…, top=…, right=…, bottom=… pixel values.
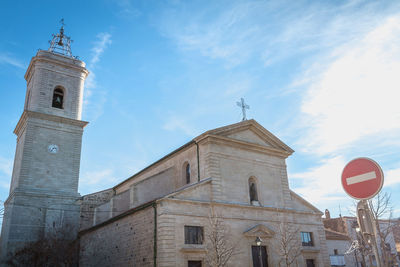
left=25, top=50, right=89, bottom=82
left=198, top=134, right=292, bottom=158
left=14, top=110, right=88, bottom=136
left=160, top=198, right=322, bottom=217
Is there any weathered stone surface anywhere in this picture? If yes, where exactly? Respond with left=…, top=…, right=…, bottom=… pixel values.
left=79, top=120, right=331, bottom=267
left=79, top=206, right=155, bottom=267
left=0, top=50, right=88, bottom=262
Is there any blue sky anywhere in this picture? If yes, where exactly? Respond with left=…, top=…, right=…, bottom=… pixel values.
left=1, top=0, right=399, bottom=218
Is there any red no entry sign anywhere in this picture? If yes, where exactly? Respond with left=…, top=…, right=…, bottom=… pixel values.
left=341, top=157, right=384, bottom=200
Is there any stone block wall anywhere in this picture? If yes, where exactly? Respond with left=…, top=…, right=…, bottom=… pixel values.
left=94, top=201, right=112, bottom=225
left=115, top=143, right=198, bottom=194
left=25, top=50, right=88, bottom=120
left=131, top=167, right=175, bottom=208
left=80, top=189, right=114, bottom=230
left=79, top=205, right=155, bottom=267
left=112, top=190, right=130, bottom=217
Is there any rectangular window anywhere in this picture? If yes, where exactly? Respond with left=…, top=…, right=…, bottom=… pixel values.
left=301, top=232, right=313, bottom=246
left=330, top=255, right=345, bottom=266
left=188, top=260, right=202, bottom=267
left=185, top=226, right=203, bottom=244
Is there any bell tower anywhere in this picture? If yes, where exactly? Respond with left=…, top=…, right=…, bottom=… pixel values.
left=0, top=22, right=89, bottom=260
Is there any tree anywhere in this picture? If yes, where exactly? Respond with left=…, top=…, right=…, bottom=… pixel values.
left=273, top=222, right=302, bottom=267
left=4, top=225, right=79, bottom=267
left=205, top=208, right=241, bottom=267
left=350, top=192, right=398, bottom=267
left=367, top=192, right=398, bottom=266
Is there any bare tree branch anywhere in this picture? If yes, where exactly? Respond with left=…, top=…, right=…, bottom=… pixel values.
left=4, top=224, right=79, bottom=267
left=273, top=222, right=302, bottom=267
left=205, top=207, right=241, bottom=267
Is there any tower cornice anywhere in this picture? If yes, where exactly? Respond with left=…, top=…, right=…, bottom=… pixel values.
left=25, top=50, right=89, bottom=82
left=14, top=110, right=89, bottom=136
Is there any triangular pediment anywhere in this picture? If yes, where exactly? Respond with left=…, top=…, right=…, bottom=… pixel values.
left=195, top=119, right=294, bottom=156
left=290, top=190, right=322, bottom=214
left=243, top=224, right=275, bottom=238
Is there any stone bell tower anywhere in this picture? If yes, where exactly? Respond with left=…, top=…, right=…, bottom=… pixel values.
left=0, top=22, right=89, bottom=261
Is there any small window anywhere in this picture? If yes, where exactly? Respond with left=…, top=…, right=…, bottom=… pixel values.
left=184, top=226, right=203, bottom=244
left=52, top=88, right=64, bottom=109
left=185, top=163, right=191, bottom=184
left=301, top=232, right=313, bottom=246
left=248, top=178, right=258, bottom=203
left=334, top=249, right=338, bottom=255
left=188, top=261, right=202, bottom=267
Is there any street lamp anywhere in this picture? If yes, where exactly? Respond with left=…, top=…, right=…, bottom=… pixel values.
left=255, top=237, right=262, bottom=267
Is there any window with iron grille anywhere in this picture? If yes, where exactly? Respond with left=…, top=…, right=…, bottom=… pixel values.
left=301, top=232, right=313, bottom=246
left=185, top=226, right=203, bottom=244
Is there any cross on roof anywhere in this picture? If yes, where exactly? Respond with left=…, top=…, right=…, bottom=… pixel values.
left=236, top=98, right=250, bottom=121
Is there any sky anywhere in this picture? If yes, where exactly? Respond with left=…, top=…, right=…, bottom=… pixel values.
left=0, top=0, right=399, bottom=219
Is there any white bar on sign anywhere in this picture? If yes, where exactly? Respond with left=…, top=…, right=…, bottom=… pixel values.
left=346, top=171, right=376, bottom=185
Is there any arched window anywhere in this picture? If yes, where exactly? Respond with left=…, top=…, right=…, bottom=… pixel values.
left=185, top=163, right=191, bottom=184
left=52, top=88, right=64, bottom=109
left=249, top=177, right=259, bottom=203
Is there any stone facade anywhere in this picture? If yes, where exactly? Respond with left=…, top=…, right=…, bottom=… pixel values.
left=0, top=50, right=88, bottom=262
left=79, top=203, right=155, bottom=267
left=79, top=120, right=331, bottom=267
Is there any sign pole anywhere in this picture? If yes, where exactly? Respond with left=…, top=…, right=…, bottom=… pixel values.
left=357, top=200, right=382, bottom=267
left=342, top=158, right=385, bottom=267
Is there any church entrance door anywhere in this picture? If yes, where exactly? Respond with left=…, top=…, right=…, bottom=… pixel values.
left=251, top=245, right=268, bottom=267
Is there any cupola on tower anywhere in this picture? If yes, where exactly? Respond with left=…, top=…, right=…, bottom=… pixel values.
left=0, top=21, right=89, bottom=261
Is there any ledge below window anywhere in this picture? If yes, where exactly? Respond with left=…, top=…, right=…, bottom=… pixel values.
left=181, top=245, right=206, bottom=253
left=301, top=247, right=320, bottom=253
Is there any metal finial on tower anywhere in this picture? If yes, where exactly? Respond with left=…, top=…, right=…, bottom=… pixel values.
left=236, top=98, right=250, bottom=121
left=48, top=18, right=75, bottom=58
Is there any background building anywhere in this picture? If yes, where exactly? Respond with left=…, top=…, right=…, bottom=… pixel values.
left=324, top=213, right=399, bottom=267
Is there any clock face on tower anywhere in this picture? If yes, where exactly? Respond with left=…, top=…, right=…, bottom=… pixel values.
left=48, top=144, right=59, bottom=154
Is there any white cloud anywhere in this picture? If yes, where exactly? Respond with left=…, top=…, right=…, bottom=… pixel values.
left=163, top=116, right=197, bottom=136
left=290, top=156, right=400, bottom=212
left=0, top=53, right=25, bottom=69
left=114, top=0, right=141, bottom=18
left=79, top=168, right=120, bottom=194
left=384, top=167, right=400, bottom=187
left=158, top=1, right=273, bottom=67
left=81, top=169, right=114, bottom=186
left=0, top=157, right=12, bottom=177
left=89, top=33, right=112, bottom=68
left=159, top=1, right=400, bottom=68
left=290, top=156, right=348, bottom=205
left=85, top=32, right=112, bottom=90
left=297, top=15, right=400, bottom=155
left=83, top=32, right=112, bottom=121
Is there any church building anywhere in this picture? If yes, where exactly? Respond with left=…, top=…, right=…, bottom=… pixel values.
left=1, top=26, right=331, bottom=267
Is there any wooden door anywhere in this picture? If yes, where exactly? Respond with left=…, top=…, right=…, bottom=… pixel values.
left=251, top=246, right=268, bottom=267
